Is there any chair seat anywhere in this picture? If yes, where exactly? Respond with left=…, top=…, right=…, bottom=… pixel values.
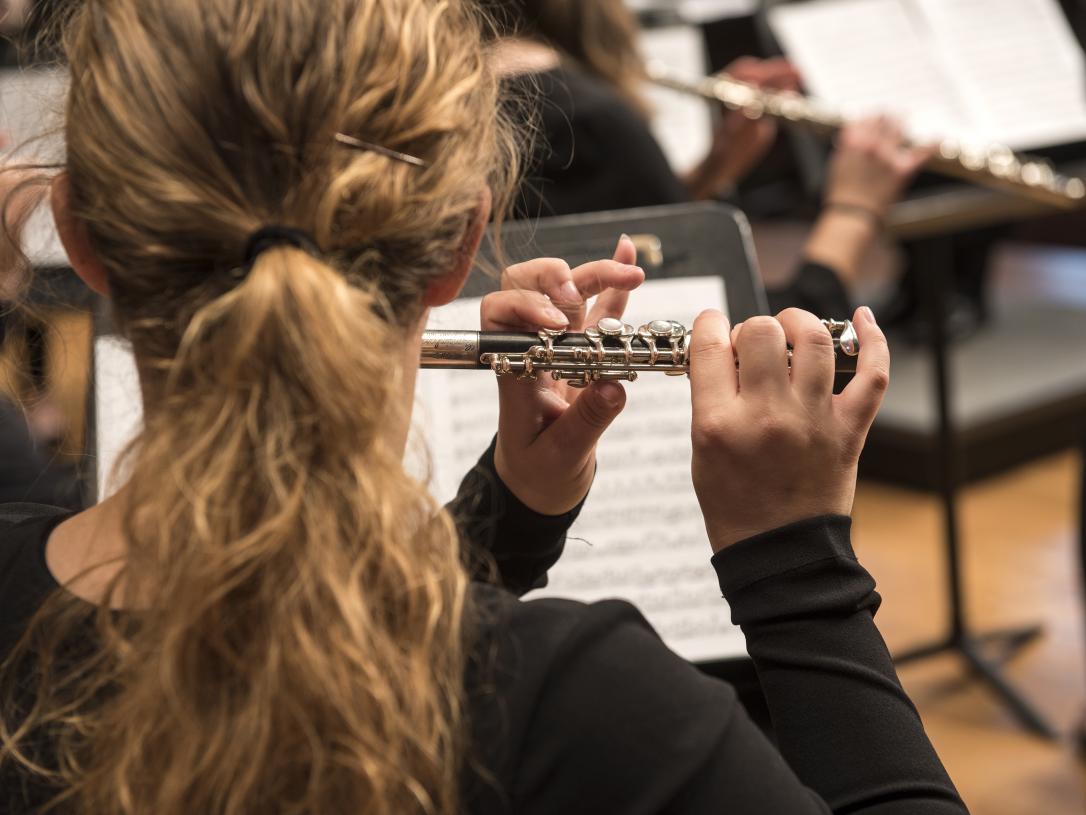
left=861, top=302, right=1086, bottom=489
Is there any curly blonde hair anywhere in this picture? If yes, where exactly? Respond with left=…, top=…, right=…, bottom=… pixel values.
left=0, top=1, right=517, bottom=813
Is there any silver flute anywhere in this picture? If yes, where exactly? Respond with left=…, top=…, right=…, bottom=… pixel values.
left=646, top=61, right=1086, bottom=210
left=420, top=317, right=860, bottom=388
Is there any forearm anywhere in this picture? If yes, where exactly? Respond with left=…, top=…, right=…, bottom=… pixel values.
left=802, top=209, right=881, bottom=285
left=716, top=517, right=967, bottom=813
left=446, top=437, right=584, bottom=594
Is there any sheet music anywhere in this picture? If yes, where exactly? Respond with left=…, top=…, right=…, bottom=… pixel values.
left=768, top=0, right=972, bottom=146
left=415, top=277, right=749, bottom=663
left=93, top=278, right=748, bottom=661
left=768, top=0, right=1086, bottom=151
left=93, top=335, right=143, bottom=500
left=912, top=0, right=1086, bottom=150
left=0, top=68, right=69, bottom=267
left=676, top=0, right=758, bottom=23
left=640, top=25, right=714, bottom=174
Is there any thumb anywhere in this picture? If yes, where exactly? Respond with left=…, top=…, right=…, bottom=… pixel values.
left=544, top=381, right=627, bottom=460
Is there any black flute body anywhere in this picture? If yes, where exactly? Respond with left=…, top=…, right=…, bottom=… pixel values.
left=420, top=318, right=859, bottom=386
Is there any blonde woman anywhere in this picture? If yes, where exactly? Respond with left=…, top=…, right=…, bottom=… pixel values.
left=0, top=1, right=964, bottom=813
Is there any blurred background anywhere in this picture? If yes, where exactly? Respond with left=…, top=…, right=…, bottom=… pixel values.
left=2, top=1, right=1086, bottom=812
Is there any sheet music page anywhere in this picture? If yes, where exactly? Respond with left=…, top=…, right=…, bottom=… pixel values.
left=911, top=0, right=1086, bottom=150
left=95, top=278, right=748, bottom=661
left=767, top=0, right=976, bottom=146
left=93, top=335, right=143, bottom=500
left=640, top=25, right=714, bottom=174
left=676, top=0, right=758, bottom=23
left=414, top=277, right=749, bottom=663
left=0, top=68, right=69, bottom=267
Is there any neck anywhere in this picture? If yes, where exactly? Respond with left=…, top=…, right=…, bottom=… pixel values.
left=46, top=312, right=430, bottom=610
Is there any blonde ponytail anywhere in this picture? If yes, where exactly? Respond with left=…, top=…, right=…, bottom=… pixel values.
left=1, top=1, right=517, bottom=812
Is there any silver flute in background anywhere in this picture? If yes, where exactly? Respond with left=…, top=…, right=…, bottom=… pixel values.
left=645, top=61, right=1086, bottom=210
left=420, top=317, right=860, bottom=388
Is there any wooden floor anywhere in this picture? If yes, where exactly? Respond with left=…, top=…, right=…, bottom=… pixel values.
left=854, top=453, right=1086, bottom=815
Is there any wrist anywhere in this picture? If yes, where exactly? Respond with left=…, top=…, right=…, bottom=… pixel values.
left=803, top=209, right=881, bottom=284
left=494, top=441, right=593, bottom=517
left=823, top=200, right=886, bottom=230
left=684, top=155, right=740, bottom=201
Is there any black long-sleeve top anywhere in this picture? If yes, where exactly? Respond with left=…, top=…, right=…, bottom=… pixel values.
left=0, top=442, right=966, bottom=813
left=507, top=65, right=853, bottom=319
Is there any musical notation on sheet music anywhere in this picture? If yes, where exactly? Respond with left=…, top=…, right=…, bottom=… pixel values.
left=415, top=276, right=749, bottom=663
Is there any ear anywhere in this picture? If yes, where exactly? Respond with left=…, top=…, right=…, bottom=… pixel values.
left=422, top=187, right=492, bottom=308
left=51, top=173, right=109, bottom=295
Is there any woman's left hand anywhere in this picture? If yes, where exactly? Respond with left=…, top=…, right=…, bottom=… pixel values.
left=482, top=236, right=645, bottom=515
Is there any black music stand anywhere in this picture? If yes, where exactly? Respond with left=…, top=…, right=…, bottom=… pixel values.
left=472, top=201, right=768, bottom=321
left=871, top=178, right=1086, bottom=741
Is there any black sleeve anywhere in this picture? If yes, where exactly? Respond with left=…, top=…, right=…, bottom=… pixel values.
left=714, top=516, right=967, bottom=813
left=767, top=260, right=852, bottom=318
left=510, top=518, right=966, bottom=815
left=445, top=438, right=585, bottom=596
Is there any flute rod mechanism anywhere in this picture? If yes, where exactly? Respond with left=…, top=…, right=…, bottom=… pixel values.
left=645, top=61, right=1086, bottom=211
left=420, top=318, right=860, bottom=388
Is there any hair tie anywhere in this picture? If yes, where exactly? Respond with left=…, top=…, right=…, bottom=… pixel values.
left=243, top=225, right=319, bottom=266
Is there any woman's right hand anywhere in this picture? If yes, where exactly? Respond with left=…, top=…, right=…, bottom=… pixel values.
left=689, top=306, right=889, bottom=552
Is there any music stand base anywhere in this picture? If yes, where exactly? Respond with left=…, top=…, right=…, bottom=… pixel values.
left=894, top=625, right=1057, bottom=740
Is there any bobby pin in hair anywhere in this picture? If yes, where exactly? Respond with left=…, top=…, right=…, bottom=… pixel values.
left=334, top=133, right=429, bottom=168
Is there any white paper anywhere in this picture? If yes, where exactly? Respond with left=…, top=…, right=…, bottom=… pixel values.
left=94, top=277, right=748, bottom=661
left=625, top=0, right=758, bottom=22
left=768, top=0, right=1086, bottom=151
left=678, top=0, right=759, bottom=23
left=913, top=0, right=1086, bottom=149
left=641, top=25, right=715, bottom=174
left=769, top=0, right=972, bottom=145
left=93, top=335, right=143, bottom=501
left=415, top=277, right=749, bottom=663
left=0, top=68, right=69, bottom=267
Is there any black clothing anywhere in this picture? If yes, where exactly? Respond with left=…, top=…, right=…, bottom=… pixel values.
left=508, top=67, right=690, bottom=221
left=0, top=443, right=966, bottom=813
left=0, top=400, right=79, bottom=509
left=507, top=65, right=852, bottom=319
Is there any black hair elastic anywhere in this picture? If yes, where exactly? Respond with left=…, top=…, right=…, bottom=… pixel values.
left=243, top=225, right=319, bottom=266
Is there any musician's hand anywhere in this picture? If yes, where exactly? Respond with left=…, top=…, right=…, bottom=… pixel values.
left=482, top=236, right=645, bottom=515
left=685, top=57, right=801, bottom=199
left=688, top=306, right=889, bottom=552
left=825, top=116, right=935, bottom=219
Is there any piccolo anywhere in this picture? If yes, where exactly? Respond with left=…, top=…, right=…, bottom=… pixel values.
left=420, top=317, right=860, bottom=388
left=645, top=61, right=1086, bottom=210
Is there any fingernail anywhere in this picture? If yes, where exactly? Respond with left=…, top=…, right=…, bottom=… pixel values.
left=861, top=306, right=876, bottom=324
left=545, top=305, right=570, bottom=325
left=624, top=264, right=645, bottom=276
left=595, top=382, right=624, bottom=408
left=619, top=232, right=632, bottom=244
left=557, top=281, right=581, bottom=304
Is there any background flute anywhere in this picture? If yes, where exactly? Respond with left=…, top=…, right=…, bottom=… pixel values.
left=645, top=61, right=1086, bottom=210
left=420, top=317, right=860, bottom=388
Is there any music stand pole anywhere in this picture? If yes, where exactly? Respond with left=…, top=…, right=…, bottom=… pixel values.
left=892, top=236, right=1056, bottom=740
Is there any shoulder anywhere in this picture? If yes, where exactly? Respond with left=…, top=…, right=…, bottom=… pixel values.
left=468, top=585, right=739, bottom=813
left=0, top=504, right=70, bottom=636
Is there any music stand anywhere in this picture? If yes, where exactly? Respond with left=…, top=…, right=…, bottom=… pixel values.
left=470, top=201, right=772, bottom=720
left=86, top=201, right=774, bottom=722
